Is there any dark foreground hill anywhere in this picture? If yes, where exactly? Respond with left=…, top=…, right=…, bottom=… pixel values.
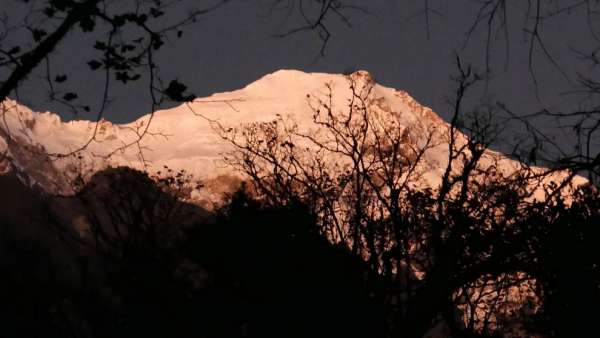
left=0, top=167, right=384, bottom=338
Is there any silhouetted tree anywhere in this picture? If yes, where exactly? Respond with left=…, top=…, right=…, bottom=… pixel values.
left=0, top=166, right=395, bottom=338
left=515, top=184, right=600, bottom=337
left=220, top=65, right=596, bottom=337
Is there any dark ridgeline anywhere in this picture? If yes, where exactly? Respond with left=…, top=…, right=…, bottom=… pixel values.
left=0, top=167, right=385, bottom=338
left=1, top=147, right=599, bottom=338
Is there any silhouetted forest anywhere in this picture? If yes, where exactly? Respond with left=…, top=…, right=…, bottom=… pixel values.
left=1, top=163, right=599, bottom=338
left=0, top=168, right=385, bottom=338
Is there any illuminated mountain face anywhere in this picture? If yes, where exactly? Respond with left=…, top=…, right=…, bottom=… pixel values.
left=0, top=69, right=581, bottom=204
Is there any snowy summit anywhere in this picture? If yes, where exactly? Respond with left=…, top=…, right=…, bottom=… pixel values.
left=0, top=69, right=581, bottom=203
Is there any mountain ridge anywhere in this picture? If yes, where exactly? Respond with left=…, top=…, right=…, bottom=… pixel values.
left=0, top=69, right=582, bottom=205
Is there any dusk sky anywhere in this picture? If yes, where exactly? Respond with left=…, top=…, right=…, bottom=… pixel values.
left=2, top=1, right=595, bottom=125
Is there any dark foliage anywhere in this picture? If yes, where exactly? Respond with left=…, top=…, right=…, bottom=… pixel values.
left=1, top=164, right=599, bottom=338
left=523, top=185, right=600, bottom=337
left=0, top=168, right=385, bottom=338
left=219, top=73, right=600, bottom=337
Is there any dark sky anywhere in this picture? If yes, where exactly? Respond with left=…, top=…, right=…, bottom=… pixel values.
left=2, top=0, right=596, bottom=129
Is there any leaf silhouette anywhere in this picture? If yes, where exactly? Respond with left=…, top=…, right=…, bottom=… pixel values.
left=87, top=60, right=102, bottom=70
left=164, top=80, right=195, bottom=102
left=63, top=92, right=78, bottom=101
left=55, top=74, right=67, bottom=83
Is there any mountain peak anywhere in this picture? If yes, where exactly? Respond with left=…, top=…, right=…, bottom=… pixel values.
left=0, top=69, right=450, bottom=198
left=262, top=68, right=375, bottom=82
left=348, top=69, right=374, bottom=81
left=250, top=69, right=376, bottom=91
left=4, top=68, right=576, bottom=205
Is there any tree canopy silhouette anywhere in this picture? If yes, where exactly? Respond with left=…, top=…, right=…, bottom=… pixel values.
left=220, top=68, right=599, bottom=337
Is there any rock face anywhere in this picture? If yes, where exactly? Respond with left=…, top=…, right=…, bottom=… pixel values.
left=0, top=69, right=581, bottom=203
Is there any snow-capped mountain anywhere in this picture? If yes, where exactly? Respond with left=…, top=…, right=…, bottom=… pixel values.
left=0, top=69, right=581, bottom=203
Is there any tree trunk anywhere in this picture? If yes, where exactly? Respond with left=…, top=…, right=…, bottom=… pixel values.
left=0, top=0, right=101, bottom=102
